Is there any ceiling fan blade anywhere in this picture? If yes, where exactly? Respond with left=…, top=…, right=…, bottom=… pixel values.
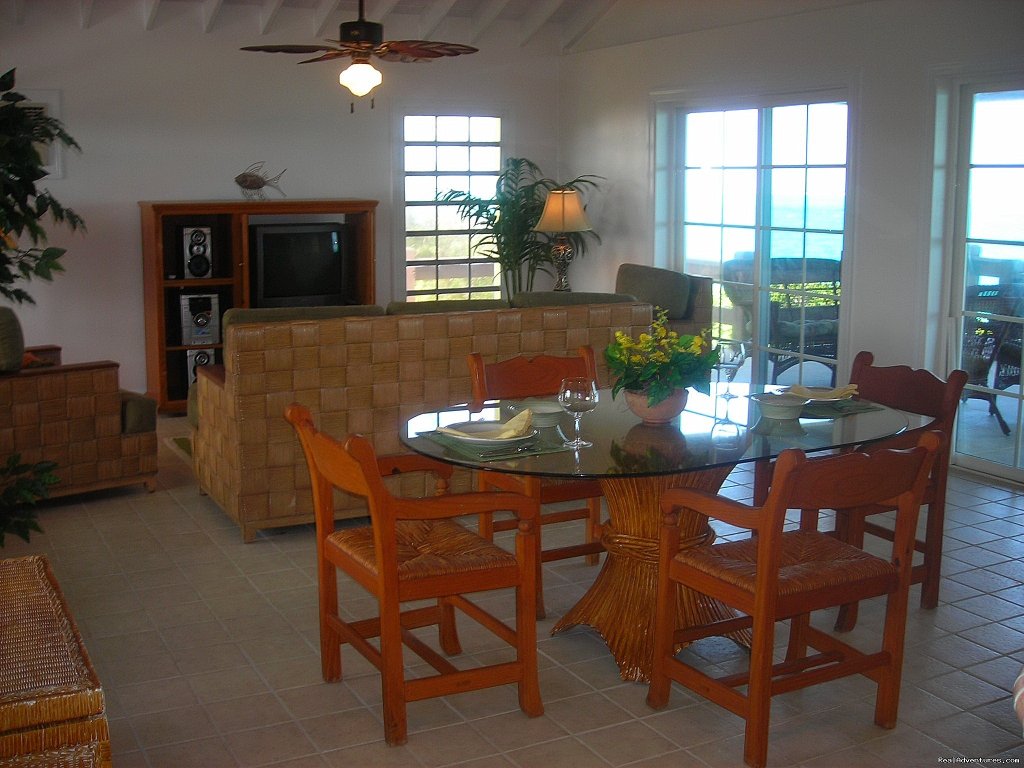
left=375, top=40, right=479, bottom=62
left=297, top=50, right=355, bottom=64
left=240, top=45, right=336, bottom=54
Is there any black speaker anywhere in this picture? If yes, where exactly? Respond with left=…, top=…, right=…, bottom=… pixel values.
left=179, top=294, right=220, bottom=346
left=182, top=226, right=213, bottom=278
left=186, top=348, right=215, bottom=383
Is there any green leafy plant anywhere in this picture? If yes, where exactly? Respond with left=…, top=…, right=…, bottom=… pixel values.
left=439, top=157, right=600, bottom=298
left=0, top=67, right=85, bottom=305
left=0, top=454, right=57, bottom=545
left=606, top=309, right=719, bottom=406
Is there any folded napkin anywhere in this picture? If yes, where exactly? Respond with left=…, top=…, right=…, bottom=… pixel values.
left=437, top=409, right=533, bottom=439
left=787, top=383, right=858, bottom=400
left=423, top=430, right=570, bottom=461
left=801, top=399, right=882, bottom=418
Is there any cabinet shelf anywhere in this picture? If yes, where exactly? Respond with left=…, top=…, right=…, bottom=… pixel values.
left=141, top=199, right=377, bottom=413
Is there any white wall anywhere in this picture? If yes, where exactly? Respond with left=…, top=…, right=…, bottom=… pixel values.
left=1, top=0, right=564, bottom=393
left=4, top=0, right=1024, bottom=395
left=559, top=0, right=1024, bottom=373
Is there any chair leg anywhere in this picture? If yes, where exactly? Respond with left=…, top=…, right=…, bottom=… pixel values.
left=785, top=613, right=810, bottom=662
left=379, top=605, right=408, bottom=746
left=646, top=524, right=682, bottom=710
left=920, top=501, right=944, bottom=610
left=437, top=597, right=462, bottom=656
left=477, top=475, right=496, bottom=541
left=988, top=395, right=1012, bottom=435
left=753, top=460, right=772, bottom=506
left=874, top=584, right=912, bottom=729
left=834, top=510, right=866, bottom=632
left=744, top=612, right=776, bottom=768
left=585, top=496, right=603, bottom=566
left=515, top=519, right=544, bottom=718
left=319, top=561, right=342, bottom=681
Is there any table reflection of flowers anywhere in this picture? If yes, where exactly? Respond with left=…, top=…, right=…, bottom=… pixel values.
left=605, top=309, right=719, bottom=412
left=609, top=424, right=699, bottom=473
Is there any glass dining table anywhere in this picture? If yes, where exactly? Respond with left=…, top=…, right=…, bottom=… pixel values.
left=400, top=387, right=909, bottom=682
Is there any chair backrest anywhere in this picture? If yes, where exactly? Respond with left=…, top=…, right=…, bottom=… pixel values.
left=286, top=403, right=456, bottom=538
left=770, top=432, right=939, bottom=516
left=467, top=347, right=598, bottom=408
left=850, top=351, right=967, bottom=428
left=614, top=263, right=694, bottom=320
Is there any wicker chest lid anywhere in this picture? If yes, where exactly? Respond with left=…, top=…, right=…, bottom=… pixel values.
left=0, top=556, right=105, bottom=733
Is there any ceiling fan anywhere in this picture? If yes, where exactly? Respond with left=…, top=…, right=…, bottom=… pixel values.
left=241, top=0, right=478, bottom=103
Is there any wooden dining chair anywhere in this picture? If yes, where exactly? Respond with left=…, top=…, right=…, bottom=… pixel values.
left=830, top=351, right=968, bottom=630
left=467, top=347, right=605, bottom=617
left=285, top=404, right=543, bottom=746
left=646, top=432, right=940, bottom=768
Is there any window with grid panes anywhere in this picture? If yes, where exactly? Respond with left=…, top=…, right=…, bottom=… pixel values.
left=660, top=98, right=848, bottom=387
left=403, top=115, right=502, bottom=300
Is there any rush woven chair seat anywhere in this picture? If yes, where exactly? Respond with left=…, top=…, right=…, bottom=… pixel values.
left=830, top=351, right=968, bottom=631
left=646, top=432, right=939, bottom=768
left=285, top=404, right=542, bottom=746
left=467, top=346, right=604, bottom=618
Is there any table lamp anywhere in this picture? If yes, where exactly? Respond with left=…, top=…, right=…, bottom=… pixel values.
left=534, top=188, right=592, bottom=291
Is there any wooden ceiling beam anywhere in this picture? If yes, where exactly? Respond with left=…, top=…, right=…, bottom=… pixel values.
left=518, top=0, right=562, bottom=47
left=471, top=0, right=511, bottom=43
left=560, top=0, right=617, bottom=51
left=420, top=0, right=457, bottom=40
left=79, top=0, right=93, bottom=29
left=314, top=0, right=342, bottom=36
left=260, top=0, right=285, bottom=34
left=202, top=0, right=224, bottom=32
left=142, top=0, right=160, bottom=30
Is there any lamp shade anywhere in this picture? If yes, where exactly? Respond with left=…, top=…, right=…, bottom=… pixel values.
left=339, top=61, right=382, bottom=97
left=534, top=189, right=592, bottom=233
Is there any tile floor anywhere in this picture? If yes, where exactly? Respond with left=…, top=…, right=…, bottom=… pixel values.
left=3, top=414, right=1024, bottom=767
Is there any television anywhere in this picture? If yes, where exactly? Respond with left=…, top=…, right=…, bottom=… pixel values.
left=250, top=222, right=354, bottom=307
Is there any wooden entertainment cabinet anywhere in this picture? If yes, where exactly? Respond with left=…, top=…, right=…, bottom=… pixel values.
left=140, top=199, right=377, bottom=413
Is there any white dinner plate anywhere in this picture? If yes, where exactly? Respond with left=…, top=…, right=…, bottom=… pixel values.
left=781, top=386, right=853, bottom=403
left=437, top=421, right=538, bottom=445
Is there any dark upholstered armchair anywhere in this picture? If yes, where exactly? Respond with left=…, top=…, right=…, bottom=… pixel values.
left=614, top=263, right=713, bottom=338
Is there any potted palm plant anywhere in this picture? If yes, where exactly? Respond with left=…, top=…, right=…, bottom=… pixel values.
left=0, top=68, right=84, bottom=310
left=439, top=157, right=600, bottom=298
left=0, top=67, right=83, bottom=542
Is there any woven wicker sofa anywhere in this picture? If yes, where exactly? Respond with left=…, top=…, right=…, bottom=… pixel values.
left=193, top=301, right=656, bottom=541
left=0, top=348, right=157, bottom=499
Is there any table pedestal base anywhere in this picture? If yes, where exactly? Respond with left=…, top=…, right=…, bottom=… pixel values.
left=553, top=467, right=743, bottom=682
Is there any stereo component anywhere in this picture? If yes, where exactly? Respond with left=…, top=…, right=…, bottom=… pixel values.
left=182, top=226, right=213, bottom=278
left=179, top=294, right=219, bottom=346
left=186, top=348, right=215, bottom=383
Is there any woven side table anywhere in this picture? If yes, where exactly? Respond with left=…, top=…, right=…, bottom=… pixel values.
left=0, top=556, right=111, bottom=768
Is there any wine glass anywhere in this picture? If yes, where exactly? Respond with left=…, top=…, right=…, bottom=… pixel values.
left=558, top=377, right=599, bottom=448
left=715, top=340, right=747, bottom=404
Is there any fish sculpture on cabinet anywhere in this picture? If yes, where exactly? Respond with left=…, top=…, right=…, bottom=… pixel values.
left=234, top=162, right=286, bottom=200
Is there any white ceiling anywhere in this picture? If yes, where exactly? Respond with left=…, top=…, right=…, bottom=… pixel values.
left=5, top=0, right=877, bottom=50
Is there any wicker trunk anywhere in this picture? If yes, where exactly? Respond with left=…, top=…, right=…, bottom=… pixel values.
left=0, top=556, right=111, bottom=768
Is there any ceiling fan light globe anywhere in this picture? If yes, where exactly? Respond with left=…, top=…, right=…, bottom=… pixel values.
left=339, top=62, right=382, bottom=97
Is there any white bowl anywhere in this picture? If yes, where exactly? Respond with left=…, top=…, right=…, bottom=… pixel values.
left=749, top=392, right=810, bottom=420
left=517, top=398, right=564, bottom=428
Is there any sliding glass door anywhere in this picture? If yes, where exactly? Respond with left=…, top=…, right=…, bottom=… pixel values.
left=660, top=96, right=849, bottom=389
left=951, top=84, right=1024, bottom=477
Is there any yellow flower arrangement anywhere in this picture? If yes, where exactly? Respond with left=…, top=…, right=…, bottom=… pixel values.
left=605, top=309, right=719, bottom=406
